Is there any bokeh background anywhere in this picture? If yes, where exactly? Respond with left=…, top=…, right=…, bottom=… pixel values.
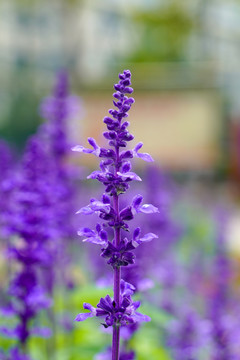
left=1, top=0, right=240, bottom=359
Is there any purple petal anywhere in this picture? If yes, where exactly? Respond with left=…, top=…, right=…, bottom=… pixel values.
left=88, top=137, right=99, bottom=150
left=71, top=145, right=93, bottom=154
left=78, top=227, right=95, bottom=236
left=78, top=228, right=107, bottom=245
left=87, top=171, right=103, bottom=179
left=83, top=303, right=96, bottom=312
left=117, top=171, right=142, bottom=181
left=132, top=195, right=143, bottom=211
left=102, top=194, right=111, bottom=204
left=133, top=142, right=143, bottom=152
left=122, top=161, right=131, bottom=173
left=137, top=232, right=158, bottom=244
left=136, top=152, right=154, bottom=162
left=76, top=206, right=94, bottom=215
left=75, top=313, right=93, bottom=321
left=133, top=227, right=141, bottom=241
left=88, top=138, right=101, bottom=156
left=133, top=142, right=154, bottom=162
left=75, top=303, right=96, bottom=322
left=85, top=236, right=107, bottom=245
left=100, top=230, right=108, bottom=242
left=120, top=206, right=134, bottom=221
left=133, top=312, right=151, bottom=323
left=90, top=200, right=111, bottom=213
left=120, top=279, right=135, bottom=297
left=138, top=204, right=159, bottom=214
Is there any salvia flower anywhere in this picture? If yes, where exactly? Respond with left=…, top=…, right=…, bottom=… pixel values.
left=73, top=70, right=157, bottom=359
left=75, top=280, right=150, bottom=328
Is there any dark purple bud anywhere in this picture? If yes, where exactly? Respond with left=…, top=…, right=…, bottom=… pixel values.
left=102, top=194, right=111, bottom=204
left=122, top=133, right=134, bottom=142
left=122, top=162, right=131, bottom=173
left=117, top=141, right=127, bottom=148
left=103, top=131, right=117, bottom=140
left=124, top=87, right=133, bottom=94
left=124, top=97, right=135, bottom=105
left=103, top=132, right=111, bottom=139
left=120, top=206, right=134, bottom=221
left=123, top=70, right=131, bottom=78
left=121, top=121, right=130, bottom=130
left=113, top=92, right=121, bottom=99
left=88, top=137, right=98, bottom=150
left=96, top=223, right=101, bottom=232
left=100, top=230, right=108, bottom=242
left=133, top=227, right=141, bottom=240
left=122, top=104, right=131, bottom=112
left=132, top=195, right=143, bottom=210
left=103, top=116, right=114, bottom=125
left=114, top=84, right=122, bottom=91
left=109, top=131, right=117, bottom=139
left=109, top=109, right=119, bottom=117
left=100, top=159, right=113, bottom=171
left=119, top=73, right=125, bottom=80
left=122, top=79, right=131, bottom=86
left=99, top=148, right=115, bottom=159
left=120, top=150, right=133, bottom=160
left=113, top=100, right=122, bottom=109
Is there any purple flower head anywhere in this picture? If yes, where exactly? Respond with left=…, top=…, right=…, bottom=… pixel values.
left=73, top=70, right=153, bottom=196
left=101, top=238, right=136, bottom=267
left=75, top=280, right=150, bottom=328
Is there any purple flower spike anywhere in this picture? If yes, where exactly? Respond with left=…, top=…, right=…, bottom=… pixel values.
left=73, top=70, right=157, bottom=359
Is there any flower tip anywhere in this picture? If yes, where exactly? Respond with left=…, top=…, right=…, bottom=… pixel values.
left=71, top=145, right=81, bottom=152
left=145, top=315, right=151, bottom=322
left=75, top=314, right=82, bottom=321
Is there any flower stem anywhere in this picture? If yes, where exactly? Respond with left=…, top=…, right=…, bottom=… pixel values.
left=112, top=323, right=120, bottom=360
left=112, top=171, right=121, bottom=359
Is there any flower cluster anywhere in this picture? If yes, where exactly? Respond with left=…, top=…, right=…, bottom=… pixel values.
left=73, top=70, right=158, bottom=358
left=0, top=136, right=54, bottom=348
left=75, top=280, right=150, bottom=328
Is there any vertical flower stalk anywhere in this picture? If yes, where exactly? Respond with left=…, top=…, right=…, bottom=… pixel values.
left=73, top=70, right=158, bottom=359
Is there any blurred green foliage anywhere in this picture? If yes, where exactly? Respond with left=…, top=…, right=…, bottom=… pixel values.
left=130, top=2, right=193, bottom=62
left=0, top=68, right=41, bottom=150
